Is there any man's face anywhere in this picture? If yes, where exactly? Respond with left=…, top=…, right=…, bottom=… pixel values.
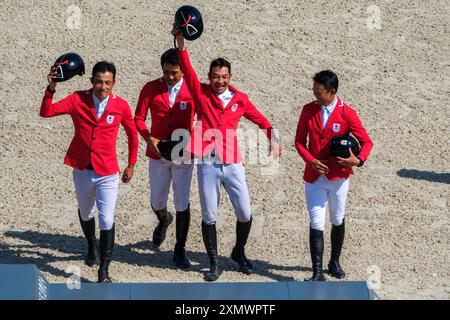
left=91, top=72, right=115, bottom=100
left=312, top=81, right=335, bottom=105
left=208, top=66, right=231, bottom=94
left=163, top=63, right=183, bottom=86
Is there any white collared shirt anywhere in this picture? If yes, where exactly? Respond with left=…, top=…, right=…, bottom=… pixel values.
left=167, top=78, right=183, bottom=107
left=217, top=87, right=235, bottom=108
left=93, top=93, right=110, bottom=119
left=321, top=97, right=337, bottom=128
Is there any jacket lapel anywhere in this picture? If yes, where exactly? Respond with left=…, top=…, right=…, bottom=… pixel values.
left=312, top=101, right=323, bottom=132
left=176, top=80, right=189, bottom=103
left=82, top=89, right=98, bottom=123
left=159, top=78, right=171, bottom=109
left=223, top=85, right=239, bottom=111
left=209, top=90, right=224, bottom=110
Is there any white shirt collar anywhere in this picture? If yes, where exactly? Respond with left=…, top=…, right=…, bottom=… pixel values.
left=217, top=87, right=233, bottom=99
left=92, top=93, right=109, bottom=107
left=92, top=93, right=109, bottom=119
left=167, top=78, right=183, bottom=93
left=321, top=97, right=338, bottom=113
left=216, top=87, right=235, bottom=108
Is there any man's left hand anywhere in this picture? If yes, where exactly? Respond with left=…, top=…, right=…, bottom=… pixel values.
left=336, top=148, right=360, bottom=167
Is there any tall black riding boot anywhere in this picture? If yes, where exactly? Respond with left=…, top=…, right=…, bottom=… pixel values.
left=231, top=218, right=254, bottom=275
left=304, top=226, right=326, bottom=281
left=173, top=205, right=191, bottom=269
left=152, top=207, right=173, bottom=247
left=328, top=219, right=346, bottom=279
left=78, top=209, right=99, bottom=267
left=202, top=221, right=222, bottom=281
left=98, top=224, right=115, bottom=283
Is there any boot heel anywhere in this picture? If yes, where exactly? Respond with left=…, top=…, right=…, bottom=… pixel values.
left=204, top=261, right=222, bottom=282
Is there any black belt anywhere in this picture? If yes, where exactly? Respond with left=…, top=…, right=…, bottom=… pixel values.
left=85, top=163, right=94, bottom=170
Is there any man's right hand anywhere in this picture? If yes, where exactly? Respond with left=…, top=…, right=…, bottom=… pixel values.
left=47, top=66, right=58, bottom=91
left=311, top=159, right=329, bottom=175
left=148, top=136, right=161, bottom=155
left=171, top=24, right=186, bottom=51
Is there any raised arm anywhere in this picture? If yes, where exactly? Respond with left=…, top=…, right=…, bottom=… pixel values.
left=40, top=66, right=74, bottom=117
left=172, top=25, right=203, bottom=99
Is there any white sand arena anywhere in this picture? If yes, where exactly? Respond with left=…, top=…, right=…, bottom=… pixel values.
left=0, top=0, right=448, bottom=299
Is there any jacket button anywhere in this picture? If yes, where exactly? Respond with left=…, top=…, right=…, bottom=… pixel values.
left=221, top=111, right=224, bottom=114
left=218, top=124, right=222, bottom=127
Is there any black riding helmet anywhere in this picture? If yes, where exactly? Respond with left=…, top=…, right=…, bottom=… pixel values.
left=329, top=135, right=361, bottom=158
left=53, top=52, right=85, bottom=82
left=174, top=5, right=203, bottom=41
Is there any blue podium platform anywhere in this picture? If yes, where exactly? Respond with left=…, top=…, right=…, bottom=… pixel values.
left=0, top=265, right=378, bottom=300
left=0, top=264, right=49, bottom=300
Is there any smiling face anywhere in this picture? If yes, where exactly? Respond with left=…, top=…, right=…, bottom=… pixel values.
left=208, top=66, right=231, bottom=95
left=91, top=71, right=115, bottom=100
left=162, top=63, right=183, bottom=87
left=313, top=81, right=336, bottom=106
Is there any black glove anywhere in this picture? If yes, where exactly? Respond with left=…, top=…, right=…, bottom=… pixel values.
left=157, top=140, right=183, bottom=161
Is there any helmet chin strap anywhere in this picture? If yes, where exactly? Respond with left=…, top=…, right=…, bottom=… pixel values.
left=173, top=36, right=177, bottom=49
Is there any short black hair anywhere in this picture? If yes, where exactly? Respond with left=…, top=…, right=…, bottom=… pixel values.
left=160, top=48, right=180, bottom=68
left=92, top=61, right=116, bottom=80
left=313, top=70, right=338, bottom=93
left=209, top=58, right=231, bottom=74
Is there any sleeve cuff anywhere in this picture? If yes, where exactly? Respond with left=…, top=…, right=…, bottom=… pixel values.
left=46, top=86, right=56, bottom=94
left=357, top=157, right=365, bottom=167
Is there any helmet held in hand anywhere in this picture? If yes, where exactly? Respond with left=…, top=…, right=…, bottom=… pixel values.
left=329, top=135, right=361, bottom=158
left=174, top=5, right=204, bottom=41
left=53, top=52, right=85, bottom=82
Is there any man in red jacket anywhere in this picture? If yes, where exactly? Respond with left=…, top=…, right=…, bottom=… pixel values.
left=295, top=70, right=373, bottom=281
left=172, top=26, right=282, bottom=281
left=134, top=48, right=195, bottom=269
left=40, top=61, right=139, bottom=283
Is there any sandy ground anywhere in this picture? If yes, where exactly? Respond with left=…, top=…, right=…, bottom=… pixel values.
left=0, top=0, right=449, bottom=300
